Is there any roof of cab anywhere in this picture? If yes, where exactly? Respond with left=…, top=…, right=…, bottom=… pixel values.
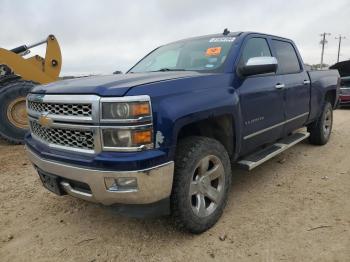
left=168, top=31, right=293, bottom=45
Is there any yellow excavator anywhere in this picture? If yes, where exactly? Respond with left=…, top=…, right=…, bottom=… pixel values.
left=0, top=35, right=62, bottom=144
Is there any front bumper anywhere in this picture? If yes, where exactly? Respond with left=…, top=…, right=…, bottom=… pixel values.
left=26, top=147, right=174, bottom=205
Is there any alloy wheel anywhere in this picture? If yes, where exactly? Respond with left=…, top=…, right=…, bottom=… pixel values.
left=189, top=155, right=225, bottom=218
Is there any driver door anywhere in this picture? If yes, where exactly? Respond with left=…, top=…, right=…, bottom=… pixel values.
left=237, top=37, right=286, bottom=155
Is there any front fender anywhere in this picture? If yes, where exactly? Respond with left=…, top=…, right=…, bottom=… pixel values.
left=126, top=73, right=242, bottom=160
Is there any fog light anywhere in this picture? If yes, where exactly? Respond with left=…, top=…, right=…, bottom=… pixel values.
left=104, top=177, right=138, bottom=191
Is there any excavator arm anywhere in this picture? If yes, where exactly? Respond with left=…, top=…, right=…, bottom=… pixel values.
left=0, top=35, right=62, bottom=84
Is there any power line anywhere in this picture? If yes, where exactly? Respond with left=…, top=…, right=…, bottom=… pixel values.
left=320, top=32, right=331, bottom=69
left=335, top=35, right=346, bottom=63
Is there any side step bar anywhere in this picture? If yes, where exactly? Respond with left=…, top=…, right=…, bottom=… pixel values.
left=238, top=132, right=310, bottom=171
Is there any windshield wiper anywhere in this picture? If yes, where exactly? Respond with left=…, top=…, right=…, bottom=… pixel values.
left=151, top=68, right=186, bottom=72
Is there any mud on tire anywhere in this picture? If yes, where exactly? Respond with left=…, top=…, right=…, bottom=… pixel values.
left=308, top=101, right=333, bottom=145
left=0, top=80, right=36, bottom=144
left=171, top=136, right=232, bottom=234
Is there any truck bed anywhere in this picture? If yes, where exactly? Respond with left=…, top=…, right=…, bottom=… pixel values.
left=307, top=69, right=340, bottom=121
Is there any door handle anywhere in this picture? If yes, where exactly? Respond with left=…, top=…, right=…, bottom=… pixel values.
left=275, top=83, right=285, bottom=89
left=303, top=80, right=311, bottom=85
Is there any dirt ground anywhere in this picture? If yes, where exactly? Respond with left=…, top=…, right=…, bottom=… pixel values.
left=0, top=110, right=349, bottom=262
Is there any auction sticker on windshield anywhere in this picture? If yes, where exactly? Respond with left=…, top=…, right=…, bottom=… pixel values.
left=206, top=47, right=222, bottom=56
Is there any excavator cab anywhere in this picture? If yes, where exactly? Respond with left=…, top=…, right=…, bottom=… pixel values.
left=0, top=35, right=62, bottom=143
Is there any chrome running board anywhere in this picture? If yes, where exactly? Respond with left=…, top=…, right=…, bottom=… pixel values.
left=238, top=132, right=310, bottom=171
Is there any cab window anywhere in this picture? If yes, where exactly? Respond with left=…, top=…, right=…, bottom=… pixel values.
left=272, top=40, right=301, bottom=74
left=241, top=38, right=272, bottom=64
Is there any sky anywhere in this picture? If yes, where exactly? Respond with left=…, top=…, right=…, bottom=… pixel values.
left=1, top=0, right=349, bottom=75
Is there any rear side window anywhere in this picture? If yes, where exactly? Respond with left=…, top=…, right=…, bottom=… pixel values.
left=272, top=40, right=301, bottom=74
left=241, top=38, right=271, bottom=64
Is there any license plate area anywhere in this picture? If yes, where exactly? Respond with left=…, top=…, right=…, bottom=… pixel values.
left=37, top=169, right=64, bottom=196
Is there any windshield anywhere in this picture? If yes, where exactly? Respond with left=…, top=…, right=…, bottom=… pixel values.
left=129, top=36, right=236, bottom=73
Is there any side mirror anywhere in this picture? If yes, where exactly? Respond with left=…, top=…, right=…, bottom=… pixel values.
left=239, top=57, right=278, bottom=76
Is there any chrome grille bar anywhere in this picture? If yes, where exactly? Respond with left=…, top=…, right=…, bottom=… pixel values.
left=26, top=94, right=153, bottom=154
left=28, top=101, right=92, bottom=117
left=30, top=120, right=94, bottom=150
left=28, top=117, right=100, bottom=154
left=27, top=94, right=100, bottom=124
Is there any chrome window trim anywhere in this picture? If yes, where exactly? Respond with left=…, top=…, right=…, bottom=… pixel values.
left=243, top=112, right=309, bottom=140
left=99, top=95, right=153, bottom=124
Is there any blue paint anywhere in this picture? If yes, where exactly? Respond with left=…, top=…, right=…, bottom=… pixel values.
left=27, top=32, right=340, bottom=170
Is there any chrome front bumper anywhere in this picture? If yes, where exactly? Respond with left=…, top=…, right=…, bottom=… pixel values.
left=26, top=147, right=174, bottom=205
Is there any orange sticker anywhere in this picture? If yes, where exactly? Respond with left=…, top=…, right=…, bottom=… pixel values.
left=205, top=47, right=222, bottom=56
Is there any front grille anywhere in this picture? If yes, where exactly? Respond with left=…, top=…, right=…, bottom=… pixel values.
left=28, top=101, right=92, bottom=117
left=30, top=121, right=94, bottom=151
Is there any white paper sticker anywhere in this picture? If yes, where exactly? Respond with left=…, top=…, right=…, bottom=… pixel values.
left=209, top=37, right=235, bottom=43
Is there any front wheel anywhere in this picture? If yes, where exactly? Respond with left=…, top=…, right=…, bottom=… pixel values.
left=308, top=101, right=333, bottom=145
left=171, top=136, right=232, bottom=234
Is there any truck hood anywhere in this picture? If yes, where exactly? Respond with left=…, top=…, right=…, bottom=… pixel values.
left=31, top=71, right=205, bottom=96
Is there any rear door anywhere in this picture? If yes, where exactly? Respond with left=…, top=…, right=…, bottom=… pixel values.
left=238, top=36, right=285, bottom=154
left=271, top=40, right=310, bottom=134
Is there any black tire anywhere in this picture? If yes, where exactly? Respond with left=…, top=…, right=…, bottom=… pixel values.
left=171, top=136, right=232, bottom=234
left=308, top=101, right=333, bottom=145
left=0, top=80, right=36, bottom=144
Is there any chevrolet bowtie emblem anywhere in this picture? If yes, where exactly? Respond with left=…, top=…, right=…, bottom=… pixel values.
left=38, top=113, right=53, bottom=128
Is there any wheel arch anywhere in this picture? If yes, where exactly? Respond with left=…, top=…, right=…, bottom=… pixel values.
left=174, top=113, right=237, bottom=160
left=325, top=89, right=338, bottom=109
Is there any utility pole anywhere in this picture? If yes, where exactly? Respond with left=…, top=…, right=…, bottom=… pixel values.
left=335, top=35, right=346, bottom=63
left=320, top=32, right=331, bottom=69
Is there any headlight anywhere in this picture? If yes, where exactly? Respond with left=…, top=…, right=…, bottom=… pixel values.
left=102, top=128, right=153, bottom=150
left=101, top=101, right=151, bottom=120
left=100, top=96, right=153, bottom=151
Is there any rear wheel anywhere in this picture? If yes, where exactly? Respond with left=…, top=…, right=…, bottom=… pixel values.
left=171, top=136, right=232, bottom=234
left=0, top=80, right=36, bottom=144
left=308, top=101, right=333, bottom=145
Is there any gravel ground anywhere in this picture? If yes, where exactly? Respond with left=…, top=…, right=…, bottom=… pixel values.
left=0, top=109, right=349, bottom=262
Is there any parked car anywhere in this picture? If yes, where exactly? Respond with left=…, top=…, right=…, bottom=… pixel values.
left=25, top=31, right=340, bottom=233
left=339, top=76, right=350, bottom=106
left=330, top=60, right=350, bottom=107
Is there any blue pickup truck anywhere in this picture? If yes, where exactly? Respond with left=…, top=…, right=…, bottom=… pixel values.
left=25, top=31, right=339, bottom=233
